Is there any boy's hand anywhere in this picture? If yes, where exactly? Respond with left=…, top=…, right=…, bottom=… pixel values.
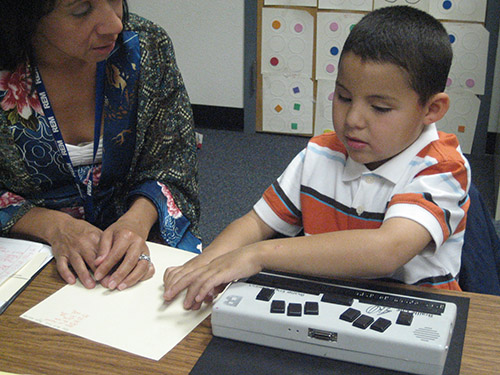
left=164, top=246, right=263, bottom=310
left=163, top=251, right=213, bottom=297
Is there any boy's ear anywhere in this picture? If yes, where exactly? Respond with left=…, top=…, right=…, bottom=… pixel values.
left=423, top=92, right=450, bottom=125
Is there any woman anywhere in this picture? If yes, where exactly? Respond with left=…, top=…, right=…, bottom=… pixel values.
left=0, top=0, right=200, bottom=291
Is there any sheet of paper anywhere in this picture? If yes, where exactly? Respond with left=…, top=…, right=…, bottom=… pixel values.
left=261, top=8, right=314, bottom=77
left=443, top=22, right=489, bottom=96
left=262, top=74, right=314, bottom=134
left=265, top=0, right=317, bottom=6
left=21, top=243, right=211, bottom=361
left=0, top=248, right=53, bottom=312
left=429, top=0, right=486, bottom=23
left=437, top=89, right=480, bottom=154
left=0, top=238, right=47, bottom=286
left=373, top=0, right=429, bottom=12
left=314, top=80, right=335, bottom=135
left=315, top=12, right=364, bottom=81
left=319, top=0, right=372, bottom=11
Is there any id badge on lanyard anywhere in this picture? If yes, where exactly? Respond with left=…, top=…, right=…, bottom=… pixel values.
left=34, top=61, right=106, bottom=223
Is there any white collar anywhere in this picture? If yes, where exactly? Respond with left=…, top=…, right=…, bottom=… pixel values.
left=342, top=123, right=439, bottom=184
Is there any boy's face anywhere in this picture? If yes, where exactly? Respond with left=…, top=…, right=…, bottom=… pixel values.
left=332, top=52, right=428, bottom=170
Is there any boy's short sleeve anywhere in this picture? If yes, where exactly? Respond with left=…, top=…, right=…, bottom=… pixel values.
left=384, top=157, right=469, bottom=249
left=253, top=150, right=306, bottom=237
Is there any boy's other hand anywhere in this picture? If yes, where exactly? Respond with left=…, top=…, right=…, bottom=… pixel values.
left=163, top=246, right=263, bottom=310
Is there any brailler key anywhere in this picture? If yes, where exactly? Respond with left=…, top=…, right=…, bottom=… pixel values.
left=304, top=301, right=319, bottom=315
left=339, top=308, right=361, bottom=322
left=270, top=300, right=286, bottom=314
left=353, top=315, right=374, bottom=329
left=371, top=317, right=392, bottom=332
left=287, top=303, right=302, bottom=317
left=396, top=311, right=414, bottom=326
left=321, top=293, right=353, bottom=306
left=256, top=288, right=275, bottom=301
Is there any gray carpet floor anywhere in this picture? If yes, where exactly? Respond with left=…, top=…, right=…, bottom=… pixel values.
left=196, top=128, right=500, bottom=246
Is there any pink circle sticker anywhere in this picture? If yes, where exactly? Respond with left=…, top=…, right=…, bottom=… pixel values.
left=465, top=79, right=475, bottom=88
left=330, top=22, right=339, bottom=32
left=446, top=77, right=453, bottom=87
left=328, top=92, right=334, bottom=101
left=294, top=23, right=304, bottom=33
left=326, top=64, right=335, bottom=73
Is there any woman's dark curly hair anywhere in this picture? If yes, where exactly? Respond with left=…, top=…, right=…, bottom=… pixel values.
left=0, top=0, right=129, bottom=71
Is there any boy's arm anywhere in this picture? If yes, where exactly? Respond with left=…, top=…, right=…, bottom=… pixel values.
left=168, top=216, right=431, bottom=309
left=163, top=210, right=276, bottom=302
left=259, top=217, right=431, bottom=277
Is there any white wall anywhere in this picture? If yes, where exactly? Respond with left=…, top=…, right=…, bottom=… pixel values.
left=128, top=0, right=245, bottom=108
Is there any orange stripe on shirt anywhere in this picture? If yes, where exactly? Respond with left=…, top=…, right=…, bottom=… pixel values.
left=262, top=185, right=302, bottom=227
left=388, top=193, right=452, bottom=240
left=418, top=279, right=462, bottom=291
left=309, top=132, right=347, bottom=155
left=416, top=133, right=469, bottom=191
left=301, top=194, right=382, bottom=234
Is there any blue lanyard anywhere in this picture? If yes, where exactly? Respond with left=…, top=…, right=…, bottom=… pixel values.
left=34, top=61, right=106, bottom=223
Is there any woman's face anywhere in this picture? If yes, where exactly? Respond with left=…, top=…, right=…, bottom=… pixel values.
left=34, top=0, right=124, bottom=67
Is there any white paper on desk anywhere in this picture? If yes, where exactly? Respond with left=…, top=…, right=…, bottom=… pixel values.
left=0, top=238, right=48, bottom=286
left=21, top=243, right=211, bottom=361
left=0, top=239, right=53, bottom=312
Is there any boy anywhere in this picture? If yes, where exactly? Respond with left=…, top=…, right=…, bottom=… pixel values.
left=164, top=6, right=470, bottom=310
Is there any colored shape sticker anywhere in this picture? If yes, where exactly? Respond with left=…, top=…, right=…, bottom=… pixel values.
left=449, top=34, right=456, bottom=44
left=293, top=103, right=301, bottom=111
left=270, top=57, right=279, bottom=67
left=275, top=104, right=283, bottom=113
left=294, top=23, right=304, bottom=33
left=330, top=46, right=339, bottom=56
left=465, top=79, right=475, bottom=88
left=446, top=77, right=453, bottom=87
left=328, top=92, right=335, bottom=101
left=443, top=1, right=452, bottom=10
left=293, top=86, right=300, bottom=94
left=458, top=125, right=466, bottom=133
left=291, top=123, right=298, bottom=130
left=329, top=22, right=339, bottom=32
left=272, top=20, right=281, bottom=30
left=326, top=64, right=335, bottom=73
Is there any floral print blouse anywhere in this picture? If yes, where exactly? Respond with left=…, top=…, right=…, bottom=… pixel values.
left=0, top=14, right=201, bottom=253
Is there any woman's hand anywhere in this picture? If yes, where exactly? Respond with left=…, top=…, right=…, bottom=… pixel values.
left=93, top=220, right=155, bottom=291
left=93, top=196, right=158, bottom=290
left=49, top=217, right=104, bottom=289
left=10, top=207, right=103, bottom=289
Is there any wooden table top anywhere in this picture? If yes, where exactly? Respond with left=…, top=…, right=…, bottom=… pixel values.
left=1, top=260, right=500, bottom=375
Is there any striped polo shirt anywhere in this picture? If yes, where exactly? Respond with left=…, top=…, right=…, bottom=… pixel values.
left=254, top=123, right=470, bottom=290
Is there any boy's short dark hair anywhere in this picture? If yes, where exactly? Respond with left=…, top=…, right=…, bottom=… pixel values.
left=340, top=6, right=452, bottom=105
left=0, top=0, right=130, bottom=71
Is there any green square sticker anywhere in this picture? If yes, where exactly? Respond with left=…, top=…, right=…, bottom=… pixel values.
left=291, top=123, right=298, bottom=130
left=293, top=103, right=301, bottom=111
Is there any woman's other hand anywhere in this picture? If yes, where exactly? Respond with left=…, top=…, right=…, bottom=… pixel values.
left=93, top=196, right=158, bottom=290
left=10, top=207, right=103, bottom=288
